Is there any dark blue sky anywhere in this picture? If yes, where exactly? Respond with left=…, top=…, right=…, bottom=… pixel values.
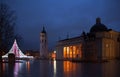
left=3, top=0, right=120, bottom=51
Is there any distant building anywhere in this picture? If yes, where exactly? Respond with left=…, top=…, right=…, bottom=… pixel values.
left=49, top=51, right=56, bottom=60
left=25, top=50, right=40, bottom=58
left=40, top=27, right=48, bottom=58
left=56, top=18, right=120, bottom=61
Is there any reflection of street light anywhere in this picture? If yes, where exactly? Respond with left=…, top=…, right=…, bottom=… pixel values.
left=53, top=60, right=56, bottom=77
left=26, top=61, right=30, bottom=73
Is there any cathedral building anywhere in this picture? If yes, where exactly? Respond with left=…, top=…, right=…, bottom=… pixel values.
left=40, top=27, right=48, bottom=58
left=56, top=18, right=120, bottom=61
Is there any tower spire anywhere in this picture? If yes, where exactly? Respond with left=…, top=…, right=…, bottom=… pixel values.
left=40, top=26, right=48, bottom=58
left=41, top=26, right=46, bottom=33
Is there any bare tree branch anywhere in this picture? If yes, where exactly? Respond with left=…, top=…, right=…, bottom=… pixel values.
left=0, top=3, right=22, bottom=54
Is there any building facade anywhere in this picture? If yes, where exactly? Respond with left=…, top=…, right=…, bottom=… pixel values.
left=40, top=27, right=48, bottom=58
left=56, top=18, right=120, bottom=60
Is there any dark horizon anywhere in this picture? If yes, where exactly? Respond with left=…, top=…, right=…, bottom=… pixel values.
left=2, top=0, right=120, bottom=51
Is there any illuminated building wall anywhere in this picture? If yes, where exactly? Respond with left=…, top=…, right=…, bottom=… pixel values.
left=56, top=18, right=120, bottom=60
left=56, top=36, right=84, bottom=60
left=63, top=45, right=82, bottom=59
left=56, top=31, right=120, bottom=60
left=100, top=31, right=120, bottom=60
left=82, top=30, right=120, bottom=60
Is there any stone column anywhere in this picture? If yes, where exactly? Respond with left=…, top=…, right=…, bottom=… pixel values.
left=72, top=46, right=73, bottom=59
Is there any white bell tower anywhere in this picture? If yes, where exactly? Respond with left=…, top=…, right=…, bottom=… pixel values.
left=40, top=26, right=48, bottom=58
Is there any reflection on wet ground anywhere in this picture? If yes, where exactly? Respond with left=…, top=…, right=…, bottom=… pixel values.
left=0, top=60, right=120, bottom=77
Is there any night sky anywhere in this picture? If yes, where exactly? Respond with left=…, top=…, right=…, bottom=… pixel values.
left=2, top=0, right=120, bottom=51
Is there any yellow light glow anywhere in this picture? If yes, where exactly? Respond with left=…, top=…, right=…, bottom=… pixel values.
left=63, top=45, right=83, bottom=59
left=26, top=61, right=30, bottom=73
left=70, top=51, right=72, bottom=58
left=67, top=47, right=69, bottom=54
left=63, top=47, right=67, bottom=58
left=51, top=53, right=56, bottom=59
left=63, top=61, right=76, bottom=73
left=64, top=61, right=70, bottom=72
